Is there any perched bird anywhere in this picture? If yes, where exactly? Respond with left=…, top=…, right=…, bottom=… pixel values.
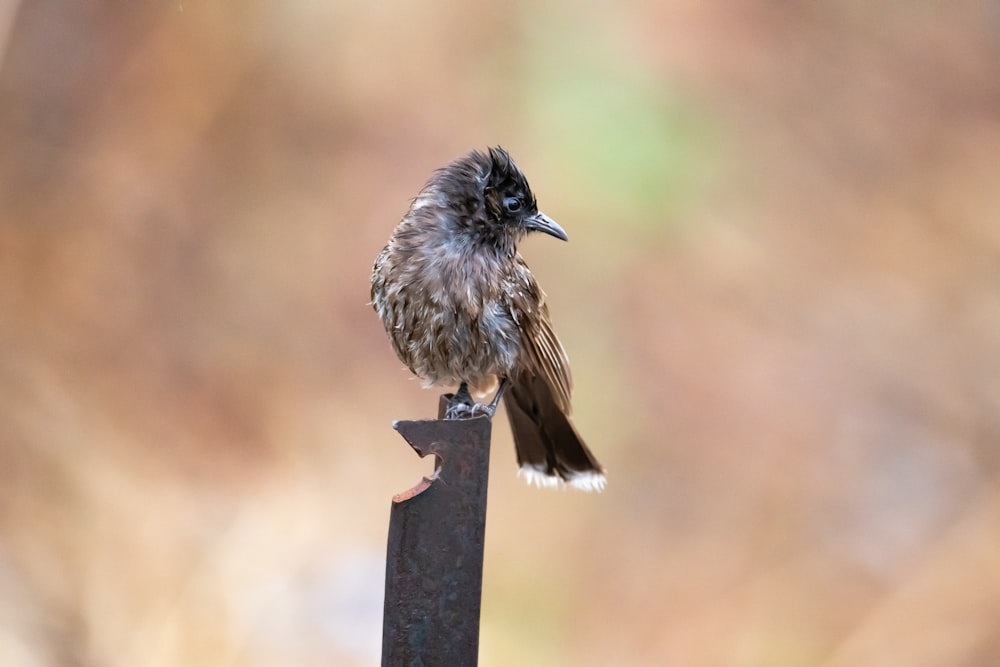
left=371, top=147, right=605, bottom=492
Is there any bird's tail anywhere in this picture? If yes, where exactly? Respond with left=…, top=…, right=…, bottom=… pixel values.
left=503, top=374, right=606, bottom=492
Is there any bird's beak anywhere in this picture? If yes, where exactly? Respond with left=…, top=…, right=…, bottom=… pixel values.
left=524, top=212, right=568, bottom=241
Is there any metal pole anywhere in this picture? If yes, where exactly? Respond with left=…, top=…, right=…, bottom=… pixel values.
left=381, top=395, right=492, bottom=667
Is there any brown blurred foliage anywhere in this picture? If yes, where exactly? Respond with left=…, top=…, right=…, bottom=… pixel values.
left=2, top=2, right=1000, bottom=666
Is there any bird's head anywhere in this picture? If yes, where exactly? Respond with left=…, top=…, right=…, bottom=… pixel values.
left=421, top=147, right=568, bottom=252
left=480, top=146, right=567, bottom=243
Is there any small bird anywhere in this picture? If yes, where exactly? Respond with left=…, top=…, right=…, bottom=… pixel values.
left=371, top=147, right=605, bottom=492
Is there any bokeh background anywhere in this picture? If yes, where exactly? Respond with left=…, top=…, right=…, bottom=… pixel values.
left=3, top=2, right=1000, bottom=665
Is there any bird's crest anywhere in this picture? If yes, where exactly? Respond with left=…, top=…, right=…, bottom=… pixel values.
left=484, top=146, right=534, bottom=207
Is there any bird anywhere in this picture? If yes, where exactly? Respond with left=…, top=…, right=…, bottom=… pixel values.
left=370, top=147, right=605, bottom=492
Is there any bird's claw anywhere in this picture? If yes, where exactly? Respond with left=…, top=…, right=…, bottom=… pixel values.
left=469, top=402, right=495, bottom=418
left=444, top=400, right=495, bottom=420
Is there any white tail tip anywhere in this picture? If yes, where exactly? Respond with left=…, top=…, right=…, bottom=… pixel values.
left=518, top=465, right=607, bottom=493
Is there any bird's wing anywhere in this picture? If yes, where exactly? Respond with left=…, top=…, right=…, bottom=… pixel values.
left=512, top=259, right=574, bottom=413
left=525, top=305, right=574, bottom=412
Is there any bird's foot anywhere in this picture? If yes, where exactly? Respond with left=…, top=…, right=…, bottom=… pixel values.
left=444, top=380, right=500, bottom=420
left=444, top=399, right=495, bottom=420
left=444, top=398, right=474, bottom=420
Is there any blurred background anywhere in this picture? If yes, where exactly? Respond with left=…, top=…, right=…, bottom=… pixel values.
left=2, top=2, right=1000, bottom=665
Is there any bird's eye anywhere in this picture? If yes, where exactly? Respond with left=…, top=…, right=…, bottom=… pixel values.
left=502, top=197, right=522, bottom=214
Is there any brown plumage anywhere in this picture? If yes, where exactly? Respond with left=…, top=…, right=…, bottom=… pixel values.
left=371, top=147, right=605, bottom=491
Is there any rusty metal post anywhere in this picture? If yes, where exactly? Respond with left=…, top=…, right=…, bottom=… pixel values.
left=381, top=395, right=492, bottom=667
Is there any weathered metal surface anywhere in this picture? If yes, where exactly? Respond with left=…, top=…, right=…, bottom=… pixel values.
left=381, top=395, right=493, bottom=667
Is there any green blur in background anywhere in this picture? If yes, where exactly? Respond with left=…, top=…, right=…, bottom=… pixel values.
left=2, top=2, right=999, bottom=666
